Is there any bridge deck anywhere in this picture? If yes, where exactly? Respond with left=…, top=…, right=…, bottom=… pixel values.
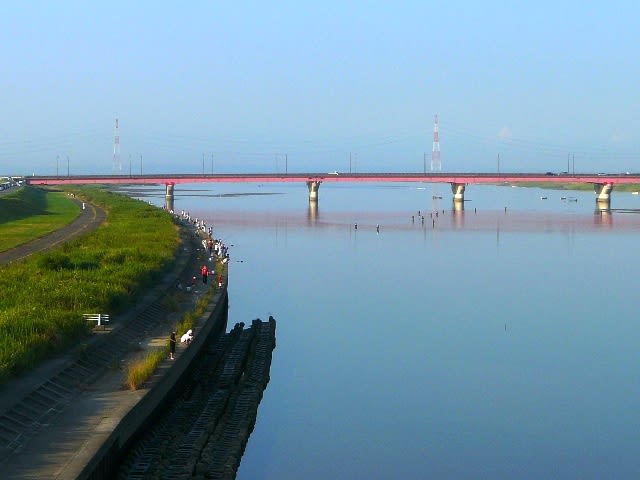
left=25, top=172, right=640, bottom=186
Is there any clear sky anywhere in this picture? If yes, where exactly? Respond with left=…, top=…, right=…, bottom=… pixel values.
left=1, top=1, right=638, bottom=175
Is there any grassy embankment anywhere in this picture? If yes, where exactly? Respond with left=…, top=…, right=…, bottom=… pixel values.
left=0, top=186, right=181, bottom=385
left=125, top=276, right=225, bottom=390
left=0, top=187, right=80, bottom=251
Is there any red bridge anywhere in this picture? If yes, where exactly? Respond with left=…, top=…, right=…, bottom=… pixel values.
left=26, top=172, right=639, bottom=208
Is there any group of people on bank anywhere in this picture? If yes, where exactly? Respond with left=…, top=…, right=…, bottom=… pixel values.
left=169, top=211, right=229, bottom=360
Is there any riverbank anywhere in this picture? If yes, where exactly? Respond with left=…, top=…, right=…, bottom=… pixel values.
left=0, top=214, right=228, bottom=478
left=0, top=186, right=81, bottom=252
left=117, top=317, right=276, bottom=479
left=508, top=180, right=640, bottom=192
left=0, top=186, right=179, bottom=383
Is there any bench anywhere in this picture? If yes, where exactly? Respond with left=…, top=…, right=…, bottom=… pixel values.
left=83, top=313, right=110, bottom=326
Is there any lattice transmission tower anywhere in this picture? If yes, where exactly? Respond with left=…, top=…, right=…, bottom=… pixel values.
left=431, top=113, right=441, bottom=172
left=113, top=118, right=121, bottom=172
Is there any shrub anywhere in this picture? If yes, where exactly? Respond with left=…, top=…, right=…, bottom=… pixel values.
left=126, top=348, right=168, bottom=390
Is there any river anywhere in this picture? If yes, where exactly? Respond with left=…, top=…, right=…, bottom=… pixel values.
left=138, top=182, right=640, bottom=479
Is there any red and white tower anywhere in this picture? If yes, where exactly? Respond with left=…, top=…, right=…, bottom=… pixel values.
left=431, top=114, right=441, bottom=172
left=113, top=118, right=121, bottom=172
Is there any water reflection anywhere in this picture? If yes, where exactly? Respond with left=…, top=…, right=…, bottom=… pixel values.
left=451, top=207, right=464, bottom=229
left=594, top=207, right=613, bottom=227
left=192, top=207, right=640, bottom=234
left=307, top=201, right=318, bottom=224
left=126, top=184, right=640, bottom=480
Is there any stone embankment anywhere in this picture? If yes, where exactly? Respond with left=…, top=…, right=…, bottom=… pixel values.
left=117, top=317, right=277, bottom=479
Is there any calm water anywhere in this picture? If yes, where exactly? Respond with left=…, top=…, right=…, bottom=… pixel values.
left=140, top=183, right=640, bottom=479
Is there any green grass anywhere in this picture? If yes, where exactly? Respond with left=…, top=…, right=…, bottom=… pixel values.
left=0, top=187, right=80, bottom=251
left=508, top=181, right=640, bottom=192
left=125, top=256, right=227, bottom=390
left=0, top=186, right=181, bottom=384
left=126, top=348, right=168, bottom=390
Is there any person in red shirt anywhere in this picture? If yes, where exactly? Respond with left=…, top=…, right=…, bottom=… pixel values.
left=201, top=264, right=209, bottom=284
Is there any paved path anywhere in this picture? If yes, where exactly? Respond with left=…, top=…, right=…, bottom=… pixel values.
left=0, top=219, right=215, bottom=479
left=0, top=198, right=106, bottom=265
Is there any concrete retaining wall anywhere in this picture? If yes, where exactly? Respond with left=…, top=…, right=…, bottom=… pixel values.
left=78, top=285, right=229, bottom=480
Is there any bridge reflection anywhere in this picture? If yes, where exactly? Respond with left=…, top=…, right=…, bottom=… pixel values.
left=186, top=206, right=640, bottom=234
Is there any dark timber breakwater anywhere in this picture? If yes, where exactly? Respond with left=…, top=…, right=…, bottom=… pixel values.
left=117, top=317, right=277, bottom=479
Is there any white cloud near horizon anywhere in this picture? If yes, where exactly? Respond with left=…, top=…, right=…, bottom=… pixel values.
left=497, top=126, right=512, bottom=141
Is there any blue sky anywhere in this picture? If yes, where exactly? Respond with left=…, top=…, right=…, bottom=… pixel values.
left=1, top=1, right=638, bottom=175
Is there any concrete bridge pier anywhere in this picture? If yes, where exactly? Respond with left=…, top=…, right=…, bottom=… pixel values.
left=165, top=182, right=175, bottom=212
left=306, top=180, right=321, bottom=203
left=594, top=182, right=613, bottom=210
left=451, top=183, right=466, bottom=202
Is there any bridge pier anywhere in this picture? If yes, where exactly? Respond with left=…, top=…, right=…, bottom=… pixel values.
left=451, top=182, right=466, bottom=202
left=165, top=183, right=175, bottom=212
left=593, top=182, right=613, bottom=210
left=306, top=180, right=321, bottom=203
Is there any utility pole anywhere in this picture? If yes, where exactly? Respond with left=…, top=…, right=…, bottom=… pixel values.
left=67, top=156, right=69, bottom=176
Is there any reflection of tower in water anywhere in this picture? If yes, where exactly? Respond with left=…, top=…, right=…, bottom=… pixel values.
left=594, top=206, right=612, bottom=227
left=307, top=202, right=318, bottom=225
left=431, top=113, right=441, bottom=212
left=452, top=202, right=464, bottom=228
